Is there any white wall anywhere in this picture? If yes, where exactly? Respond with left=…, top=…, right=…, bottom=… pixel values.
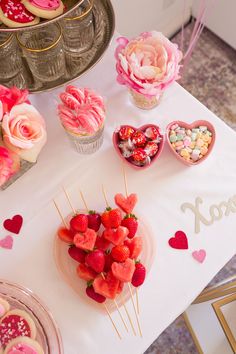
left=111, top=0, right=192, bottom=38
left=192, top=0, right=236, bottom=49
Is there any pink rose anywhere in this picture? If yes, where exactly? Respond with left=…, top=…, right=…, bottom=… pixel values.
left=2, top=103, right=47, bottom=163
left=115, top=31, right=182, bottom=96
left=0, top=85, right=29, bottom=121
left=0, top=146, right=20, bottom=187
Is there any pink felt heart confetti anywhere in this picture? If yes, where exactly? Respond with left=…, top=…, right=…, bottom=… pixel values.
left=0, top=235, right=13, bottom=250
left=3, top=215, right=23, bottom=234
left=192, top=249, right=206, bottom=263
left=168, top=230, right=188, bottom=250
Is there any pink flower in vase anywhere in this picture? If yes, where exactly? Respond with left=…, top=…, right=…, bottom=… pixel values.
left=0, top=146, right=20, bottom=187
left=2, top=103, right=47, bottom=163
left=115, top=31, right=183, bottom=97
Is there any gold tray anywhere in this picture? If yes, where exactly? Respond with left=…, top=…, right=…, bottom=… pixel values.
left=0, top=0, right=115, bottom=93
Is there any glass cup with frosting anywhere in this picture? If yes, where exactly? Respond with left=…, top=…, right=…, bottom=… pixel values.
left=57, top=85, right=105, bottom=154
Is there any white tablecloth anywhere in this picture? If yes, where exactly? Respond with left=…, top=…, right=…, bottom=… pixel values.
left=1, top=36, right=236, bottom=354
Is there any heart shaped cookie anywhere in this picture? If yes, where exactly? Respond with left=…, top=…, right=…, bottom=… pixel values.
left=166, top=120, right=215, bottom=166
left=113, top=124, right=164, bottom=170
left=168, top=230, right=188, bottom=250
left=73, top=228, right=97, bottom=251
left=3, top=215, right=23, bottom=234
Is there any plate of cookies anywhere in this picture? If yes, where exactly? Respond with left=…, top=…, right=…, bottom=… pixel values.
left=0, top=280, right=63, bottom=354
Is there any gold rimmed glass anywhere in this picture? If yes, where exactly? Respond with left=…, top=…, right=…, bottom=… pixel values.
left=17, top=23, right=66, bottom=83
left=61, top=0, right=95, bottom=54
left=0, top=32, right=22, bottom=80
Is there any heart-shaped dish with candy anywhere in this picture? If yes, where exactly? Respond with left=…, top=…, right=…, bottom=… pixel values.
left=113, top=124, right=164, bottom=170
left=166, top=120, right=216, bottom=166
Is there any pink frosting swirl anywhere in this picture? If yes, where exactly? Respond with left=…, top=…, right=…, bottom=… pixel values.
left=6, top=343, right=38, bottom=354
left=58, top=86, right=105, bottom=135
left=29, top=0, right=60, bottom=10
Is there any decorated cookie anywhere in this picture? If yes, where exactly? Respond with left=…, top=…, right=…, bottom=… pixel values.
left=4, top=337, right=44, bottom=354
left=0, top=310, right=36, bottom=347
left=0, top=0, right=39, bottom=28
left=23, top=0, right=64, bottom=19
left=0, top=298, right=10, bottom=318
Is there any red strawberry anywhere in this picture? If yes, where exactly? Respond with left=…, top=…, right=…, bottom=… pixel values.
left=121, top=214, right=138, bottom=238
left=101, top=208, right=122, bottom=229
left=104, top=252, right=113, bottom=272
left=70, top=214, right=88, bottom=233
left=111, top=245, right=130, bottom=262
left=86, top=249, right=105, bottom=273
left=124, top=237, right=143, bottom=259
left=57, top=227, right=74, bottom=243
left=131, top=262, right=146, bottom=287
left=88, top=210, right=101, bottom=232
left=86, top=285, right=106, bottom=303
left=109, top=208, right=122, bottom=228
left=68, top=245, right=86, bottom=263
left=77, top=264, right=97, bottom=281
left=95, top=235, right=110, bottom=251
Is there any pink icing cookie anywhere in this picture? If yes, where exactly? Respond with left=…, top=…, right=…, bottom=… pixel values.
left=29, top=0, right=60, bottom=10
left=23, top=0, right=64, bottom=19
left=4, top=337, right=44, bottom=354
left=0, top=0, right=39, bottom=28
left=58, top=86, right=106, bottom=136
left=0, top=310, right=36, bottom=347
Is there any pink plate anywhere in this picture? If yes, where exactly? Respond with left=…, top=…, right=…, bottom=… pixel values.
left=166, top=120, right=216, bottom=166
left=112, top=124, right=164, bottom=170
left=54, top=212, right=156, bottom=313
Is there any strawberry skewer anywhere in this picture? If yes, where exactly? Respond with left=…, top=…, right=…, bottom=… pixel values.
left=80, top=190, right=129, bottom=334
left=101, top=186, right=138, bottom=336
left=54, top=194, right=122, bottom=340
left=121, top=164, right=140, bottom=315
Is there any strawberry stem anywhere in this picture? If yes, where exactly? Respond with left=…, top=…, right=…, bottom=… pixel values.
left=87, top=280, right=94, bottom=287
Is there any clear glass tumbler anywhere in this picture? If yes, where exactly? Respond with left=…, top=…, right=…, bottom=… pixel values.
left=0, top=33, right=22, bottom=80
left=61, top=0, right=95, bottom=54
left=17, top=23, right=66, bottom=82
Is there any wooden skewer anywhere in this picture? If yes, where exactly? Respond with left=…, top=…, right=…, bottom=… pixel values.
left=62, top=186, right=77, bottom=215
left=102, top=184, right=109, bottom=208
left=128, top=283, right=142, bottom=337
left=79, top=190, right=89, bottom=213
left=103, top=303, right=122, bottom=340
left=101, top=273, right=128, bottom=333
left=53, top=200, right=68, bottom=229
left=120, top=292, right=136, bottom=336
left=122, top=164, right=140, bottom=316
left=135, top=288, right=140, bottom=315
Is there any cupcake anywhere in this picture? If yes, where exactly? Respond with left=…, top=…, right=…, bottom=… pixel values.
left=58, top=86, right=105, bottom=154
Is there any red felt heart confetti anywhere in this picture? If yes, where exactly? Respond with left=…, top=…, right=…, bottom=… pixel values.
left=168, top=230, right=188, bottom=250
left=3, top=215, right=23, bottom=234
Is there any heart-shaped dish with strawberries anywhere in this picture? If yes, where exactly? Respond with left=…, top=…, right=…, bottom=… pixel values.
left=54, top=197, right=155, bottom=313
left=166, top=120, right=216, bottom=166
left=113, top=124, right=164, bottom=170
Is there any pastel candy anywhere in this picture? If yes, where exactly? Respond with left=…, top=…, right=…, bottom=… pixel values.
left=170, top=134, right=177, bottom=143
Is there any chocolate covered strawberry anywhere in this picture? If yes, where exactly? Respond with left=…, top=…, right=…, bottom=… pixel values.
left=121, top=214, right=138, bottom=238
left=57, top=227, right=74, bottom=243
left=87, top=210, right=101, bottom=232
left=131, top=262, right=146, bottom=287
left=68, top=245, right=86, bottom=263
left=111, top=245, right=130, bottom=262
left=101, top=207, right=122, bottom=228
left=70, top=214, right=88, bottom=233
left=86, top=249, right=105, bottom=273
left=86, top=284, right=106, bottom=303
